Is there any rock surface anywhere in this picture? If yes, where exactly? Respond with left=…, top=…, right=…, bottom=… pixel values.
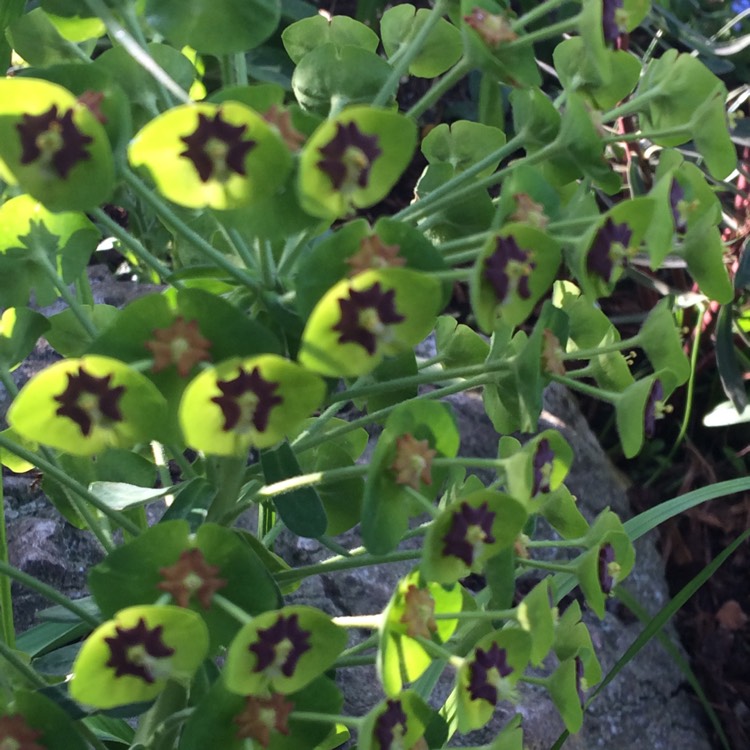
left=1, top=268, right=713, bottom=748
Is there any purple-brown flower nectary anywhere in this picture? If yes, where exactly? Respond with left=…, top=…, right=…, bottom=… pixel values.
left=104, top=618, right=175, bottom=684
left=54, top=367, right=125, bottom=437
left=17, top=104, right=93, bottom=178
left=574, top=656, right=586, bottom=707
left=669, top=180, right=687, bottom=233
left=317, top=121, right=382, bottom=193
left=442, top=501, right=496, bottom=567
left=157, top=548, right=227, bottom=609
left=0, top=714, right=46, bottom=750
left=333, top=282, right=405, bottom=355
left=587, top=217, right=632, bottom=282
left=484, top=235, right=536, bottom=302
left=250, top=613, right=312, bottom=679
left=211, top=367, right=283, bottom=433
left=234, top=693, right=294, bottom=748
left=180, top=111, right=256, bottom=182
left=467, top=641, right=513, bottom=705
left=374, top=699, right=409, bottom=750
left=598, top=543, right=616, bottom=595
left=644, top=378, right=664, bottom=439
left=532, top=438, right=555, bottom=495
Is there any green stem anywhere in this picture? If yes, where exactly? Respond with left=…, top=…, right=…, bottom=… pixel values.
left=411, top=634, right=463, bottom=667
left=288, top=401, right=347, bottom=450
left=0, top=473, right=14, bottom=647
left=394, top=133, right=536, bottom=223
left=205, top=455, right=247, bottom=523
left=549, top=373, right=618, bottom=404
left=76, top=269, right=95, bottom=307
left=512, top=0, right=577, bottom=29
left=504, top=14, right=580, bottom=49
left=0, top=638, right=46, bottom=687
left=436, top=230, right=495, bottom=253
left=213, top=593, right=253, bottom=625
left=295, top=373, right=498, bottom=453
left=444, top=247, right=485, bottom=265
left=516, top=557, right=574, bottom=574
left=525, top=537, right=584, bottom=548
left=291, top=713, right=363, bottom=729
left=234, top=53, right=248, bottom=85
left=602, top=126, right=691, bottom=144
left=432, top=268, right=473, bottom=281
left=0, top=560, right=101, bottom=626
left=601, top=86, right=665, bottom=122
left=333, top=654, right=377, bottom=668
left=330, top=360, right=511, bottom=404
left=91, top=207, right=179, bottom=288
left=123, top=171, right=262, bottom=291
left=257, top=465, right=369, bottom=500
left=83, top=0, right=189, bottom=105
left=547, top=215, right=602, bottom=231
left=560, top=334, right=639, bottom=361
left=274, top=549, right=422, bottom=586
left=433, top=609, right=516, bottom=621
left=373, top=0, right=450, bottom=108
left=35, top=254, right=98, bottom=339
left=406, top=56, right=474, bottom=120
left=167, top=445, right=197, bottom=479
left=0, top=434, right=140, bottom=536
left=332, top=614, right=383, bottom=629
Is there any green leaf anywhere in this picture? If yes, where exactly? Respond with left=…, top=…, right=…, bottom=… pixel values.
left=145, top=0, right=281, bottom=54
left=7, top=8, right=88, bottom=66
left=716, top=304, right=748, bottom=413
left=128, top=101, right=292, bottom=210
left=435, top=316, right=489, bottom=369
left=547, top=658, right=584, bottom=733
left=0, top=307, right=49, bottom=371
left=638, top=299, right=690, bottom=385
left=179, top=355, right=325, bottom=456
left=381, top=4, right=462, bottom=78
left=517, top=580, right=555, bottom=666
left=422, top=120, right=506, bottom=177
left=282, top=14, right=378, bottom=64
left=291, top=44, right=392, bottom=116
left=0, top=77, right=115, bottom=211
left=677, top=217, right=734, bottom=304
left=224, top=606, right=347, bottom=695
left=69, top=605, right=209, bottom=709
left=45, top=305, right=118, bottom=357
left=261, top=440, right=328, bottom=538
left=299, top=268, right=441, bottom=378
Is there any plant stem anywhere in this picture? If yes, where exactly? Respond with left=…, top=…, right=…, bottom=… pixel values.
left=295, top=373, right=498, bottom=453
left=373, top=0, right=451, bottom=108
left=560, top=334, right=639, bottom=361
left=332, top=614, right=383, bottom=629
left=549, top=373, right=618, bottom=403
left=257, top=464, right=368, bottom=500
left=214, top=593, right=253, bottom=625
left=91, top=207, right=180, bottom=288
left=291, top=712, right=363, bottom=729
left=406, top=56, right=474, bottom=120
left=333, top=654, right=376, bottom=668
left=516, top=557, right=574, bottom=574
left=123, top=172, right=263, bottom=291
left=0, top=434, right=141, bottom=536
left=602, top=126, right=690, bottom=144
left=601, top=86, right=665, bottom=122
left=0, top=638, right=46, bottom=687
left=274, top=549, right=422, bottom=586
left=504, top=15, right=581, bottom=49
left=0, top=560, right=101, bottom=626
left=83, top=0, right=189, bottom=106
left=437, top=230, right=495, bottom=253
left=205, top=455, right=247, bottom=523
left=512, top=0, right=577, bottom=29
left=0, top=473, right=14, bottom=648
left=35, top=254, right=98, bottom=339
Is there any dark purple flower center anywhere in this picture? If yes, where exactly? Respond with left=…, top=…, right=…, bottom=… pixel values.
left=602, top=0, right=624, bottom=45
left=484, top=235, right=536, bottom=302
left=467, top=641, right=513, bottom=705
left=249, top=613, right=312, bottom=679
left=587, top=217, right=632, bottom=283
left=669, top=179, right=687, bottom=233
left=442, top=501, right=496, bottom=567
left=532, top=438, right=555, bottom=495
left=317, top=121, right=382, bottom=193
left=575, top=655, right=585, bottom=707
left=373, top=698, right=408, bottom=750
left=180, top=111, right=256, bottom=183
left=104, top=617, right=175, bottom=684
left=644, top=378, right=664, bottom=439
left=53, top=366, right=125, bottom=437
left=211, top=367, right=283, bottom=433
left=332, top=282, right=405, bottom=355
left=16, top=104, right=93, bottom=179
left=598, top=542, right=616, bottom=595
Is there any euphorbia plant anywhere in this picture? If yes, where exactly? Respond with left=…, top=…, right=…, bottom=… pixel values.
left=0, top=0, right=742, bottom=749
